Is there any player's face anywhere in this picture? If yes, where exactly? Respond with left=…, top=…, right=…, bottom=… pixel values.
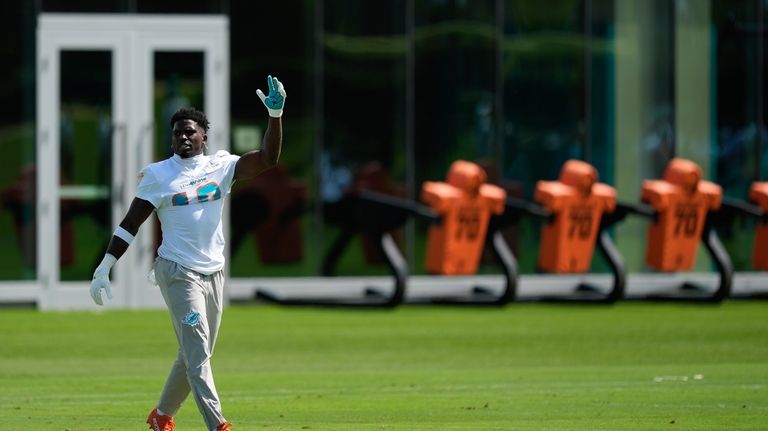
left=171, top=119, right=206, bottom=158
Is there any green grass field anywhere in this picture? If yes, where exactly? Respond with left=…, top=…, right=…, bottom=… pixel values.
left=1, top=301, right=767, bottom=430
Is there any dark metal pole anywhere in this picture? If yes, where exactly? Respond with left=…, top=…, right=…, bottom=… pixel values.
left=314, top=0, right=325, bottom=273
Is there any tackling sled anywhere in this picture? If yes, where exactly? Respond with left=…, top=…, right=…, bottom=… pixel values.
left=610, top=158, right=733, bottom=302
left=255, top=189, right=427, bottom=307
left=414, top=160, right=517, bottom=305
left=499, top=160, right=626, bottom=303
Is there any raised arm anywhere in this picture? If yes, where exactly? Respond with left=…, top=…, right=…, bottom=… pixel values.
left=90, top=197, right=155, bottom=305
left=234, top=75, right=286, bottom=181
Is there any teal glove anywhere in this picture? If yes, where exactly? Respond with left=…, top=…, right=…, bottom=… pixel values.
left=256, top=75, right=286, bottom=118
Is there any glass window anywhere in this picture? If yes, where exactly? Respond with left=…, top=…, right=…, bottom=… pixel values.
left=712, top=0, right=768, bottom=271
left=313, top=0, right=408, bottom=276
left=4, top=0, right=768, bottom=288
left=0, top=1, right=35, bottom=280
left=228, top=1, right=318, bottom=277
left=410, top=1, right=499, bottom=274
left=501, top=0, right=605, bottom=272
left=58, top=51, right=114, bottom=281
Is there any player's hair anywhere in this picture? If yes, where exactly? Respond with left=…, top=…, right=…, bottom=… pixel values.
left=170, top=107, right=210, bottom=132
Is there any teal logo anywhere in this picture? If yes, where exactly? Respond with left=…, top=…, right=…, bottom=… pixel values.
left=197, top=182, right=222, bottom=202
left=182, top=310, right=202, bottom=326
left=172, top=192, right=190, bottom=206
left=170, top=182, right=222, bottom=206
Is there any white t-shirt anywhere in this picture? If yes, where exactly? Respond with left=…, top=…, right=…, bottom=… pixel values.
left=136, top=150, right=240, bottom=274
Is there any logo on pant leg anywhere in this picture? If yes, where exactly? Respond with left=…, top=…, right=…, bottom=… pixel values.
left=182, top=310, right=202, bottom=326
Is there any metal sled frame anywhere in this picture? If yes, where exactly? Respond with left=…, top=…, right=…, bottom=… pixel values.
left=501, top=198, right=626, bottom=304
left=609, top=202, right=733, bottom=303
left=256, top=190, right=519, bottom=307
left=711, top=197, right=768, bottom=299
left=255, top=191, right=420, bottom=307
left=404, top=227, right=518, bottom=307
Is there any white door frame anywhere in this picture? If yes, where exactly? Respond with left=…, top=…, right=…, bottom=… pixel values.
left=33, top=13, right=229, bottom=310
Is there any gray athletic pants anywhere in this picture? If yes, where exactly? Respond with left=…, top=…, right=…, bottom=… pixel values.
left=154, top=257, right=227, bottom=430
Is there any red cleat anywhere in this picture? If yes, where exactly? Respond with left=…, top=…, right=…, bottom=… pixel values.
left=216, top=422, right=234, bottom=431
left=146, top=407, right=175, bottom=431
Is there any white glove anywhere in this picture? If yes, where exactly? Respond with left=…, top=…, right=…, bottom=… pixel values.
left=90, top=254, right=116, bottom=306
left=256, top=75, right=286, bottom=118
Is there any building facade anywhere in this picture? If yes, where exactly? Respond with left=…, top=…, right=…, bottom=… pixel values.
left=0, top=1, right=766, bottom=306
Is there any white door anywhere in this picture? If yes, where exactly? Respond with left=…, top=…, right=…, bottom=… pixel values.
left=36, top=14, right=229, bottom=310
